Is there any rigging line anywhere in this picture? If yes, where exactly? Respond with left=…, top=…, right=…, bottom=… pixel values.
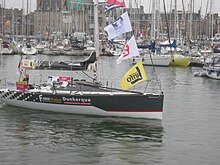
left=162, top=0, right=172, bottom=56
left=201, top=0, right=210, bottom=48
left=181, top=0, right=190, bottom=48
left=148, top=44, right=161, bottom=92
left=133, top=0, right=138, bottom=15
left=169, top=0, right=173, bottom=36
left=82, top=70, right=96, bottom=81
left=133, top=0, right=140, bottom=36
left=76, top=81, right=144, bottom=94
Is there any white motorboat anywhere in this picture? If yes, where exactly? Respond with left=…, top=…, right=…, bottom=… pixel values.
left=21, top=44, right=37, bottom=55
left=203, top=55, right=220, bottom=80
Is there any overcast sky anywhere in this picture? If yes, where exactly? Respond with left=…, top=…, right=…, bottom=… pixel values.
left=2, top=0, right=219, bottom=16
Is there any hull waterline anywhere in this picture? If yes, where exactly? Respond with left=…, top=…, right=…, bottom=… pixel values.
left=169, top=55, right=191, bottom=67
left=132, top=55, right=171, bottom=67
left=0, top=89, right=164, bottom=119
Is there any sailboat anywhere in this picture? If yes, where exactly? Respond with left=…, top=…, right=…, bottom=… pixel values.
left=0, top=0, right=164, bottom=119
left=21, top=0, right=37, bottom=55
left=132, top=0, right=171, bottom=67
left=1, top=0, right=14, bottom=55
left=167, top=0, right=191, bottom=67
left=1, top=40, right=14, bottom=55
left=203, top=55, right=220, bottom=80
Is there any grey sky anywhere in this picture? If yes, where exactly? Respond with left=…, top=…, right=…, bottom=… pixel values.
left=2, top=0, right=219, bottom=16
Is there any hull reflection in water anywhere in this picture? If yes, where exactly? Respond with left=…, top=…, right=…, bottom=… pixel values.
left=0, top=104, right=163, bottom=143
left=0, top=105, right=164, bottom=164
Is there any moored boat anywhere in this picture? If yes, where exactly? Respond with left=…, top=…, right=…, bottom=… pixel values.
left=203, top=55, right=220, bottom=80
left=169, top=54, right=191, bottom=67
left=0, top=0, right=164, bottom=120
left=21, top=44, right=37, bottom=55
left=132, top=53, right=171, bottom=67
left=1, top=41, right=14, bottom=55
left=0, top=51, right=164, bottom=119
left=0, top=80, right=163, bottom=119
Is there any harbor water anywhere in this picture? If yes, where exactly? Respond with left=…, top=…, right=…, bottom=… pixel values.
left=0, top=54, right=220, bottom=165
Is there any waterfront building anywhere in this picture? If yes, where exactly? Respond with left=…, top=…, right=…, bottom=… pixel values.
left=0, top=5, right=23, bottom=37
left=0, top=2, right=219, bottom=41
left=34, top=0, right=105, bottom=39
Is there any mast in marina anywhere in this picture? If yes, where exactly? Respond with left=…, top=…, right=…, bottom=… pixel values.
left=189, top=0, right=193, bottom=41
left=209, top=0, right=213, bottom=38
left=26, top=0, right=29, bottom=39
left=94, top=0, right=99, bottom=58
left=22, top=0, right=24, bottom=36
left=150, top=0, right=155, bottom=40
left=2, top=0, right=5, bottom=40
left=174, top=0, right=177, bottom=41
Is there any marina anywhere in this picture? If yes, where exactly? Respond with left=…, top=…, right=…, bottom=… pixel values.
left=0, top=0, right=220, bottom=164
left=0, top=54, right=220, bottom=164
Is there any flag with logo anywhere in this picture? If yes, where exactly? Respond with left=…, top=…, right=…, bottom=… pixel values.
left=120, top=60, right=147, bottom=90
left=104, top=0, right=126, bottom=13
left=104, top=11, right=132, bottom=40
left=116, top=35, right=139, bottom=64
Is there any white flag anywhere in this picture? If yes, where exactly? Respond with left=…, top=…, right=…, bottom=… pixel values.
left=104, top=12, right=132, bottom=40
left=117, top=35, right=140, bottom=64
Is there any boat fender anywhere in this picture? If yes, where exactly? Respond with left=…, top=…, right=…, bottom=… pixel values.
left=142, top=57, right=144, bottom=62
left=193, top=72, right=200, bottom=77
left=217, top=71, right=220, bottom=77
left=208, top=70, right=212, bottom=75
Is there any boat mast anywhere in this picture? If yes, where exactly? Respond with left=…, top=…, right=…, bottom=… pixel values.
left=1, top=0, right=2, bottom=37
left=174, top=0, right=177, bottom=41
left=11, top=8, right=15, bottom=39
left=2, top=0, right=5, bottom=41
left=93, top=0, right=99, bottom=82
left=49, top=0, right=51, bottom=37
left=209, top=0, right=213, bottom=39
left=151, top=0, right=155, bottom=40
left=189, top=0, right=193, bottom=41
left=169, top=0, right=172, bottom=36
left=181, top=0, right=189, bottom=49
left=201, top=0, right=210, bottom=49
left=26, top=0, right=29, bottom=41
left=40, top=0, right=43, bottom=36
left=162, top=0, right=172, bottom=57
left=155, top=0, right=160, bottom=40
left=22, top=0, right=24, bottom=37
left=94, top=0, right=99, bottom=58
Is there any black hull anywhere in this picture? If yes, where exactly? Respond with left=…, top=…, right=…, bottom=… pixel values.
left=0, top=90, right=164, bottom=119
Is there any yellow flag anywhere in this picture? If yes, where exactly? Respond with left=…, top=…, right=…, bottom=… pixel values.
left=120, top=60, right=147, bottom=90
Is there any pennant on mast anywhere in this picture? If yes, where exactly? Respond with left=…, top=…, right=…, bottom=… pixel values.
left=104, top=0, right=126, bottom=13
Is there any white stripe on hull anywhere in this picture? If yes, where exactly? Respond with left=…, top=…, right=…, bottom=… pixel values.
left=0, top=98, right=162, bottom=119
